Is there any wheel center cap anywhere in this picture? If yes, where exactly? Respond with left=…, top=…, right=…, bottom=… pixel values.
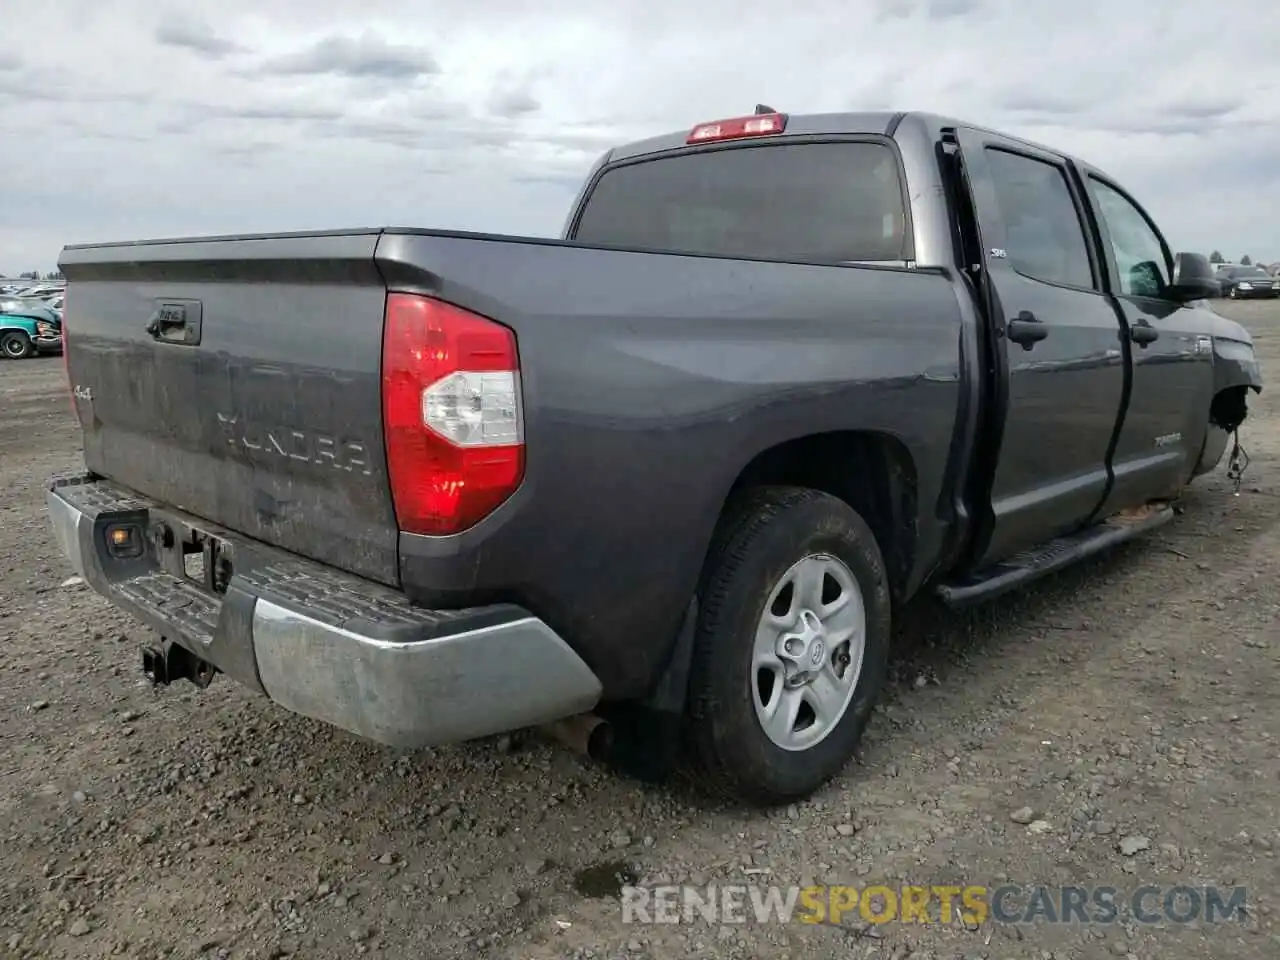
left=809, top=638, right=826, bottom=667
left=781, top=610, right=829, bottom=674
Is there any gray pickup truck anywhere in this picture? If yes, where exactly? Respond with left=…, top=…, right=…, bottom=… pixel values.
left=49, top=108, right=1261, bottom=806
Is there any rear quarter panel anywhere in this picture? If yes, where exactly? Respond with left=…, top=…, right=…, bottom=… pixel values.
left=376, top=233, right=968, bottom=697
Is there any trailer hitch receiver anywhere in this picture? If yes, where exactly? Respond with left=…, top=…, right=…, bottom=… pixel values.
left=142, top=640, right=217, bottom=688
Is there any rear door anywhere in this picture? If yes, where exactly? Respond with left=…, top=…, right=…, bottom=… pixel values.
left=954, top=127, right=1127, bottom=566
left=1077, top=169, right=1216, bottom=511
left=59, top=231, right=401, bottom=585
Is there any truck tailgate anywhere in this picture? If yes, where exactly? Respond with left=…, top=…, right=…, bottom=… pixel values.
left=59, top=231, right=401, bottom=586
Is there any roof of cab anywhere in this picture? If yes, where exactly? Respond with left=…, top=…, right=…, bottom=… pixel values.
left=606, top=111, right=905, bottom=162
left=604, top=109, right=1098, bottom=174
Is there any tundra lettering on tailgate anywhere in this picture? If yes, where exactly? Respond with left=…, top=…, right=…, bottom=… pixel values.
left=215, top=413, right=373, bottom=475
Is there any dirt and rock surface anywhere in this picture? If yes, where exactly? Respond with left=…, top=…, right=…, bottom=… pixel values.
left=2, top=301, right=1279, bottom=960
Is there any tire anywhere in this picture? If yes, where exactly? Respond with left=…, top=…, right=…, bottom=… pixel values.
left=685, top=485, right=892, bottom=806
left=1, top=331, right=34, bottom=359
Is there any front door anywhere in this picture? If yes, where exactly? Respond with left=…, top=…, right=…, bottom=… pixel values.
left=1077, top=169, right=1217, bottom=513
left=955, top=128, right=1128, bottom=567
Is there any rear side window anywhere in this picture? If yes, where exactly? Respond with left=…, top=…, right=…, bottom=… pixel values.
left=984, top=148, right=1094, bottom=290
left=572, top=141, right=910, bottom=263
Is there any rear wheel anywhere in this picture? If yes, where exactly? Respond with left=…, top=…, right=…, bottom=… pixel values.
left=685, top=486, right=891, bottom=805
left=1, top=331, right=34, bottom=359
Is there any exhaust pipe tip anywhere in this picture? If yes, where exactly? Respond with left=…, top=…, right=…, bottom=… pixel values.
left=541, top=713, right=613, bottom=762
left=540, top=706, right=685, bottom=785
left=586, top=718, right=614, bottom=762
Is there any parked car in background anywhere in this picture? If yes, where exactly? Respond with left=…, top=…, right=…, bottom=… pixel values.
left=0, top=299, right=62, bottom=358
left=1216, top=264, right=1280, bottom=299
left=0, top=278, right=63, bottom=300
left=25, top=283, right=63, bottom=298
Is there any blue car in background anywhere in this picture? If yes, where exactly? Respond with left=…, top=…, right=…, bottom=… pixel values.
left=0, top=298, right=63, bottom=359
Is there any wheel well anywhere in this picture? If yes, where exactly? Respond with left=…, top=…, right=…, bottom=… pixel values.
left=1210, top=385, right=1250, bottom=433
left=727, top=431, right=918, bottom=602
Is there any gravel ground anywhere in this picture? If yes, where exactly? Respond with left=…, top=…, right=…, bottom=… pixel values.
left=2, top=301, right=1279, bottom=960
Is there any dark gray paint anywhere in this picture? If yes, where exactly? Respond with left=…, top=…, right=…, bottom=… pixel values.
left=58, top=232, right=400, bottom=585
left=56, top=110, right=1262, bottom=703
left=1072, top=162, right=1218, bottom=516
left=375, top=233, right=964, bottom=693
left=950, top=127, right=1128, bottom=565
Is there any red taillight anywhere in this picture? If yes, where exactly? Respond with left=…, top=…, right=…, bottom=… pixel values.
left=686, top=112, right=788, bottom=144
left=381, top=293, right=524, bottom=536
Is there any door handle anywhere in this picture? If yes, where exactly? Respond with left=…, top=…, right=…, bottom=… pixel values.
left=1005, top=311, right=1048, bottom=349
left=1130, top=323, right=1159, bottom=346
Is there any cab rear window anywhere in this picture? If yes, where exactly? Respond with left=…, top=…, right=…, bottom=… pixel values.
left=572, top=141, right=910, bottom=264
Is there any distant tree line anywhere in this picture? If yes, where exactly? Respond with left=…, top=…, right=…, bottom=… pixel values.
left=2, top=270, right=63, bottom=281
left=1209, top=251, right=1263, bottom=266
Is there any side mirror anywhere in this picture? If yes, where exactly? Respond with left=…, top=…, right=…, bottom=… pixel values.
left=1168, top=252, right=1221, bottom=303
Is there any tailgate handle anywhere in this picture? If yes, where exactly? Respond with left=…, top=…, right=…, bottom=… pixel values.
left=145, top=300, right=202, bottom=345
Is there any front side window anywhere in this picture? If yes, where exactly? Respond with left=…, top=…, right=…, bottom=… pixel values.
left=984, top=148, right=1094, bottom=289
left=573, top=141, right=910, bottom=264
left=1086, top=177, right=1171, bottom=299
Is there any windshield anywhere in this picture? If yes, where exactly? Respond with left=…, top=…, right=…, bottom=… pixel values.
left=572, top=140, right=910, bottom=263
left=1233, top=268, right=1269, bottom=278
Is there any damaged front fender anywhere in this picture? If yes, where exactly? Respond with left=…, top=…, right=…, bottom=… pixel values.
left=1212, top=336, right=1263, bottom=414
left=1192, top=331, right=1262, bottom=479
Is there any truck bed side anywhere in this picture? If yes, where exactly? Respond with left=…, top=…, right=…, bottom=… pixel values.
left=374, top=231, right=973, bottom=695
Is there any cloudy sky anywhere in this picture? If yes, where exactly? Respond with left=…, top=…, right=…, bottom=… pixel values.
left=2, top=0, right=1277, bottom=273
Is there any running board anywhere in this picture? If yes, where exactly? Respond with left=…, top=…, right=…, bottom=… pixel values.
left=935, top=504, right=1176, bottom=607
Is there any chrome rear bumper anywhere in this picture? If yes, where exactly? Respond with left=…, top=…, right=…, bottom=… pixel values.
left=47, top=476, right=602, bottom=748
